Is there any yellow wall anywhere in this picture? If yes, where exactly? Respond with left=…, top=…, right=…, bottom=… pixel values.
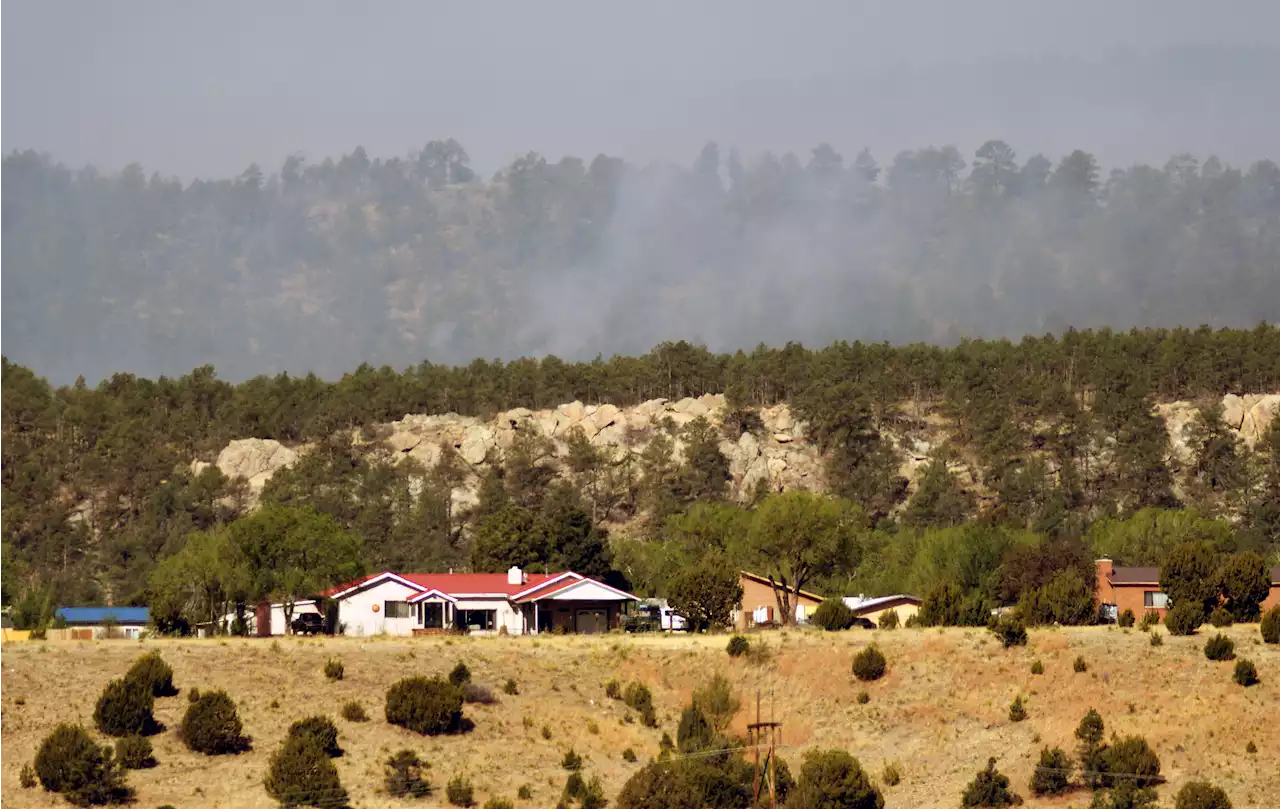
left=860, top=603, right=919, bottom=627
left=1, top=629, right=32, bottom=644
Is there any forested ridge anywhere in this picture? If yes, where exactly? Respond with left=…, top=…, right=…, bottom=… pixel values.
left=3, top=325, right=1279, bottom=630
left=4, top=137, right=1280, bottom=383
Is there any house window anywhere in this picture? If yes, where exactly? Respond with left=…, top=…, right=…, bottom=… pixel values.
left=1143, top=592, right=1169, bottom=609
left=384, top=601, right=413, bottom=619
left=457, top=609, right=496, bottom=631
left=418, top=602, right=444, bottom=628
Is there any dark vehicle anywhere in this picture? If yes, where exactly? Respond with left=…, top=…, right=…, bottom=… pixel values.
left=853, top=617, right=876, bottom=630
left=292, top=613, right=325, bottom=635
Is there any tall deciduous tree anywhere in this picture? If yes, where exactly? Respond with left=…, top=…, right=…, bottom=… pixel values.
left=667, top=558, right=743, bottom=631
left=1160, top=542, right=1220, bottom=617
left=736, top=492, right=861, bottom=625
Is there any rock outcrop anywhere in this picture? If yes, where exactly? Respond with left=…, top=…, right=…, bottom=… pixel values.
left=193, top=438, right=300, bottom=500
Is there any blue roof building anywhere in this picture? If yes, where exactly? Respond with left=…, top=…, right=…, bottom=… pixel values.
left=56, top=606, right=150, bottom=626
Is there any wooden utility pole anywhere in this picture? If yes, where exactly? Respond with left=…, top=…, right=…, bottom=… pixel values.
left=748, top=689, right=782, bottom=809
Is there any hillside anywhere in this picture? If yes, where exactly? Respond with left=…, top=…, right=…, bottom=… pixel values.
left=2, top=627, right=1276, bottom=808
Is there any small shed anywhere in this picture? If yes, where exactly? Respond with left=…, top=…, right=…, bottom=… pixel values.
left=54, top=607, right=150, bottom=640
left=842, top=595, right=922, bottom=627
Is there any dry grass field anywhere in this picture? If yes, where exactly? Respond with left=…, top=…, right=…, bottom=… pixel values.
left=2, top=625, right=1276, bottom=808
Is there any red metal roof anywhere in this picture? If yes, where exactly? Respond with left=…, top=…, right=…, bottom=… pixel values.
left=324, top=571, right=572, bottom=599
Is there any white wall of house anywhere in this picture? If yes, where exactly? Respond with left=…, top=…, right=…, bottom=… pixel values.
left=339, top=580, right=421, bottom=637
left=220, top=600, right=321, bottom=636
left=452, top=596, right=522, bottom=635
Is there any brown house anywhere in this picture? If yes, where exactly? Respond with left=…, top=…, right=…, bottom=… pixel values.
left=735, top=571, right=825, bottom=630
left=1096, top=558, right=1280, bottom=620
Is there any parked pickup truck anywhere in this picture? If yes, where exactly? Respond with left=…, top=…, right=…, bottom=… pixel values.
left=291, top=613, right=325, bottom=635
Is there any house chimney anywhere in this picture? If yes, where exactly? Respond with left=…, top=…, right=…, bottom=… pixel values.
left=508, top=566, right=523, bottom=586
left=1094, top=558, right=1114, bottom=604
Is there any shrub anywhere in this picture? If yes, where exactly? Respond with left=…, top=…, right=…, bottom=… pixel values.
left=115, top=735, right=156, bottom=769
left=561, top=748, right=583, bottom=770
left=852, top=645, right=886, bottom=681
left=692, top=673, right=740, bottom=732
left=20, top=763, right=37, bottom=788
left=1203, top=634, right=1235, bottom=661
left=1074, top=709, right=1107, bottom=790
left=1150, top=632, right=1164, bottom=646
left=1030, top=660, right=1044, bottom=675
left=446, top=775, right=475, bottom=807
left=1029, top=746, right=1071, bottom=796
left=187, top=687, right=200, bottom=704
left=264, top=733, right=348, bottom=809
left=34, top=724, right=131, bottom=805
left=1140, top=609, right=1161, bottom=630
left=961, top=757, right=1020, bottom=808
left=125, top=651, right=178, bottom=698
left=517, top=784, right=532, bottom=799
left=1101, top=735, right=1162, bottom=789
left=811, top=598, right=856, bottom=631
left=990, top=617, right=1028, bottom=648
left=541, top=725, right=552, bottom=740
left=1261, top=606, right=1280, bottom=644
left=726, top=635, right=750, bottom=657
left=94, top=677, right=158, bottom=737
left=677, top=705, right=715, bottom=753
left=386, top=676, right=466, bottom=736
left=1165, top=602, right=1203, bottom=636
left=448, top=662, right=471, bottom=686
left=604, top=679, right=622, bottom=699
left=324, top=658, right=344, bottom=680
left=856, top=691, right=870, bottom=704
left=623, top=681, right=657, bottom=727
left=563, top=773, right=607, bottom=809
left=882, top=760, right=902, bottom=786
left=1073, top=656, right=1087, bottom=673
left=484, top=799, right=514, bottom=809
left=288, top=715, right=342, bottom=758
left=1117, top=609, right=1135, bottom=628
left=622, top=747, right=637, bottom=763
left=1174, top=781, right=1232, bottom=809
left=788, top=749, right=883, bottom=809
left=1245, top=740, right=1256, bottom=754
left=1008, top=696, right=1026, bottom=722
left=1233, top=659, right=1258, bottom=687
left=384, top=749, right=431, bottom=798
left=1208, top=607, right=1233, bottom=628
left=462, top=684, right=497, bottom=705
left=876, top=609, right=899, bottom=630
left=503, top=678, right=519, bottom=695
left=341, top=700, right=369, bottom=722
left=904, top=614, right=920, bottom=628
left=181, top=690, right=251, bottom=754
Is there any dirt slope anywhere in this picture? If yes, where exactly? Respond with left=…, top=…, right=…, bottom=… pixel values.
left=2, top=626, right=1276, bottom=808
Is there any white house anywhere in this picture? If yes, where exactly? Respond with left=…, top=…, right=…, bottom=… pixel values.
left=325, top=566, right=637, bottom=637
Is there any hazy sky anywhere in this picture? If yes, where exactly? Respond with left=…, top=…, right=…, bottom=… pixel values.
left=5, top=1, right=1280, bottom=178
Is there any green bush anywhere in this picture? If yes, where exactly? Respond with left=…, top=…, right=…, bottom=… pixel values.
left=1073, top=656, right=1087, bottom=673
left=115, top=735, right=156, bottom=769
left=1246, top=741, right=1257, bottom=754
left=563, top=772, right=607, bottom=809
left=287, top=715, right=342, bottom=758
left=1074, top=709, right=1107, bottom=790
left=324, top=658, right=344, bottom=680
left=904, top=614, right=920, bottom=628
left=340, top=700, right=368, bottom=722
left=877, top=609, right=899, bottom=630
left=1203, top=634, right=1235, bottom=661
left=20, top=763, right=37, bottom=788
left=1174, top=781, right=1232, bottom=809
left=1150, top=632, right=1164, bottom=646
left=1030, top=660, right=1044, bottom=675
left=1029, top=746, right=1071, bottom=796
left=990, top=617, right=1027, bottom=648
left=726, top=635, right=750, bottom=657
left=1101, top=735, right=1162, bottom=789
left=623, top=681, right=657, bottom=727
left=384, top=749, right=431, bottom=798
left=1233, top=659, right=1259, bottom=687
left=1261, top=606, right=1280, bottom=644
left=810, top=598, right=856, bottom=631
left=1008, top=696, right=1026, bottom=722
left=484, top=799, right=514, bottom=809
left=622, top=747, right=637, bottom=762
left=676, top=705, right=715, bottom=753
left=541, top=725, right=553, bottom=740
left=446, top=775, right=475, bottom=807
left=385, top=676, right=466, bottom=736
left=264, top=733, right=348, bottom=808
left=462, top=684, right=497, bottom=705
left=125, top=651, right=178, bottom=698
left=1165, top=602, right=1203, bottom=636
left=180, top=690, right=251, bottom=754
left=34, top=724, right=132, bottom=805
left=1117, top=609, right=1135, bottom=627
left=604, top=679, right=621, bottom=699
left=961, top=757, right=1020, bottom=808
left=856, top=691, right=870, bottom=704
left=561, top=748, right=583, bottom=771
left=503, top=678, right=519, bottom=695
left=1140, top=609, right=1161, bottom=630
left=882, top=760, right=902, bottom=786
left=1208, top=607, right=1233, bottom=628
left=448, top=662, right=471, bottom=686
left=187, top=687, right=200, bottom=704
left=852, top=645, right=886, bottom=681
left=94, top=678, right=158, bottom=737
left=788, top=749, right=882, bottom=809
left=517, top=784, right=533, bottom=799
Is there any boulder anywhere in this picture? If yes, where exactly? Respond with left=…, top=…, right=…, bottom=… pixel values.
left=536, top=414, right=561, bottom=438
left=772, top=433, right=793, bottom=444
left=1241, top=394, right=1279, bottom=445
left=1221, top=393, right=1247, bottom=429
left=215, top=438, right=300, bottom=492
left=738, top=431, right=761, bottom=460
left=459, top=425, right=493, bottom=465
left=558, top=401, right=587, bottom=423
left=592, top=403, right=622, bottom=431
left=385, top=429, right=423, bottom=454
